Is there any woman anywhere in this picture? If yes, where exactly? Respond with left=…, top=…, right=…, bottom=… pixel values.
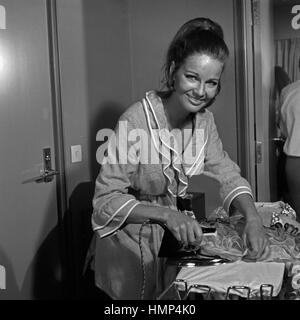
left=89, top=17, right=268, bottom=300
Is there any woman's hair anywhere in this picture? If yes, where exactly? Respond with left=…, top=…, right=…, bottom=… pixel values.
left=162, top=17, right=229, bottom=92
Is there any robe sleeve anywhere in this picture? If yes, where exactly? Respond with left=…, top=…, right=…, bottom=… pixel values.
left=91, top=114, right=141, bottom=238
left=203, top=112, right=253, bottom=212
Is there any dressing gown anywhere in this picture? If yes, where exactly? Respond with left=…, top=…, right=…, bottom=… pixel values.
left=89, top=91, right=253, bottom=299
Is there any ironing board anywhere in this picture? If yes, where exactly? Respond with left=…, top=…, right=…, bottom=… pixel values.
left=157, top=261, right=285, bottom=300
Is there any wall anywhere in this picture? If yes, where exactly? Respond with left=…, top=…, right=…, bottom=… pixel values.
left=56, top=0, right=91, bottom=198
left=57, top=0, right=133, bottom=198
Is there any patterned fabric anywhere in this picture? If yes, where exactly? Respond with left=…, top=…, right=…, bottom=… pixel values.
left=201, top=202, right=300, bottom=263
left=90, top=91, right=254, bottom=300
left=200, top=220, right=247, bottom=261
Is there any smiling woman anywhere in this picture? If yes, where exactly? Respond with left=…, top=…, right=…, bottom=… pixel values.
left=88, top=17, right=267, bottom=300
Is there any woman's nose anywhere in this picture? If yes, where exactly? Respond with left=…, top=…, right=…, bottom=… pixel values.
left=194, top=83, right=206, bottom=98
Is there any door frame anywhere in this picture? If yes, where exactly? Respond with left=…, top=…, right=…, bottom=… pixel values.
left=238, top=0, right=277, bottom=202
left=46, top=0, right=69, bottom=296
left=47, top=0, right=67, bottom=217
left=233, top=0, right=258, bottom=199
left=250, top=0, right=274, bottom=202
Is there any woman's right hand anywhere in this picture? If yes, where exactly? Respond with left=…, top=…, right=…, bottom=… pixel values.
left=163, top=209, right=203, bottom=247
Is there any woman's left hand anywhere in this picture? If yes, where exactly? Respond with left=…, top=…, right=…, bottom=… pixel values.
left=243, top=217, right=269, bottom=260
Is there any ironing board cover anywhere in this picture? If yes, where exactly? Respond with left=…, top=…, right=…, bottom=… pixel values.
left=176, top=261, right=285, bottom=298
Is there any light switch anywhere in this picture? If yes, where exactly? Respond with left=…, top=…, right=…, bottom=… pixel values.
left=71, top=145, right=82, bottom=163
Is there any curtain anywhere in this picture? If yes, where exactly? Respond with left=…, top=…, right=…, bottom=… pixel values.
left=275, top=38, right=300, bottom=82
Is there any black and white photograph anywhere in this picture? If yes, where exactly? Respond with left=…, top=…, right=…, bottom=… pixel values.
left=0, top=0, right=300, bottom=303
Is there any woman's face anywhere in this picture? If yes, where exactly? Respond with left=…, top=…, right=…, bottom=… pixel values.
left=172, top=53, right=224, bottom=113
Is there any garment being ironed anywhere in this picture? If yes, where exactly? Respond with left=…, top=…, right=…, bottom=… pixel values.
left=89, top=90, right=253, bottom=300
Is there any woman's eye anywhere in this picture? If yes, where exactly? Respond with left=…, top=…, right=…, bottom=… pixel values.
left=186, top=74, right=197, bottom=81
left=206, top=81, right=218, bottom=88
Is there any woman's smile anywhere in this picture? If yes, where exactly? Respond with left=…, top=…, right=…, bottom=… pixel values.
left=185, top=93, right=207, bottom=106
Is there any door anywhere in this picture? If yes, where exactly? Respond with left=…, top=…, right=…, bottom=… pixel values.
left=251, top=0, right=277, bottom=201
left=243, top=0, right=299, bottom=202
left=0, top=0, right=66, bottom=299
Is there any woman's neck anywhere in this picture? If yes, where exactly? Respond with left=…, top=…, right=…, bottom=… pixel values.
left=163, top=94, right=191, bottom=130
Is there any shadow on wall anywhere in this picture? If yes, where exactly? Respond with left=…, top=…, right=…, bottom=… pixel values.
left=89, top=102, right=124, bottom=181
left=20, top=190, right=65, bottom=300
left=66, top=181, right=111, bottom=300
left=81, top=0, right=132, bottom=181
left=20, top=181, right=111, bottom=300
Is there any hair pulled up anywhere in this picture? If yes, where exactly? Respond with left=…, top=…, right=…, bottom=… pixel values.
left=162, top=17, right=229, bottom=91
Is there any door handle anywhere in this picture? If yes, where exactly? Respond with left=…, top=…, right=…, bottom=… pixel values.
left=22, top=147, right=59, bottom=184
left=34, top=169, right=59, bottom=183
left=23, top=169, right=59, bottom=184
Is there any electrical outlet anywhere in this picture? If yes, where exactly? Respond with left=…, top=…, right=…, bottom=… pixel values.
left=71, top=145, right=82, bottom=163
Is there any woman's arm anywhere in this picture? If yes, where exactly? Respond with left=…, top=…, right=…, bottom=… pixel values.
left=202, top=112, right=268, bottom=259
left=92, top=112, right=142, bottom=238
left=231, top=194, right=268, bottom=259
left=127, top=204, right=203, bottom=245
